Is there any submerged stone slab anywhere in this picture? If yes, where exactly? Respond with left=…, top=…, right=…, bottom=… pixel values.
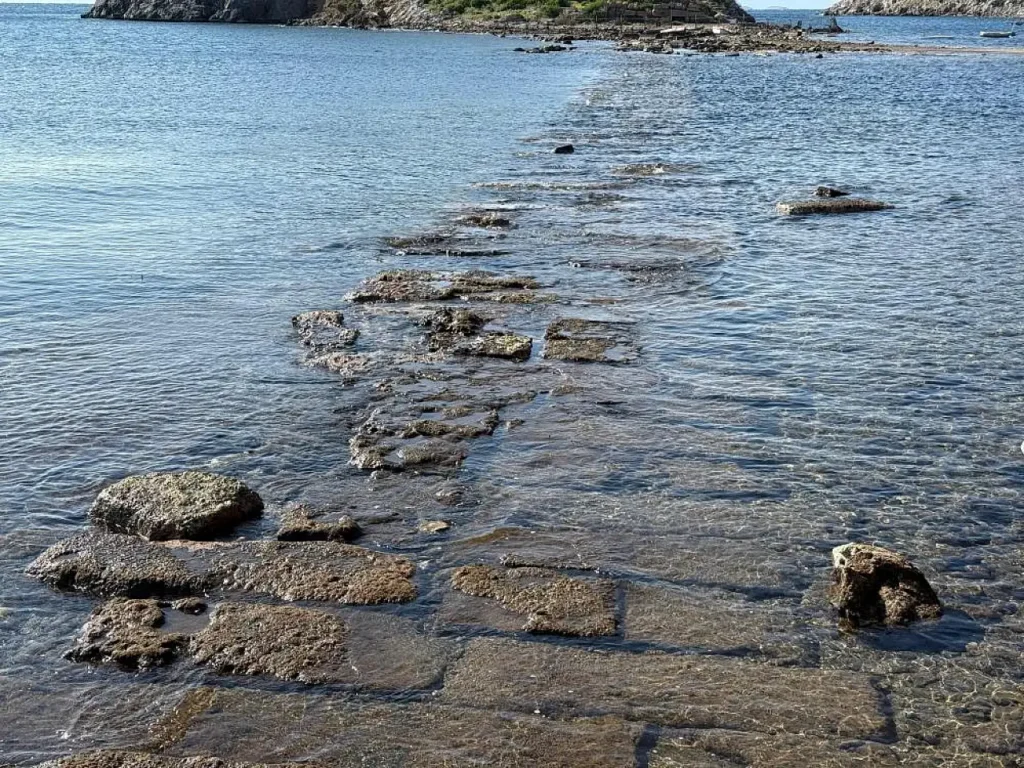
left=65, top=598, right=186, bottom=669
left=447, top=564, right=616, bottom=637
left=453, top=332, right=533, bottom=362
left=830, top=543, right=942, bottom=628
left=90, top=471, right=264, bottom=541
left=624, top=584, right=806, bottom=659
left=776, top=197, right=892, bottom=215
left=207, top=540, right=417, bottom=604
left=154, top=687, right=643, bottom=768
left=35, top=750, right=319, bottom=768
left=27, top=531, right=203, bottom=598
left=275, top=505, right=361, bottom=542
left=291, top=310, right=359, bottom=354
left=542, top=318, right=636, bottom=363
left=443, top=638, right=888, bottom=738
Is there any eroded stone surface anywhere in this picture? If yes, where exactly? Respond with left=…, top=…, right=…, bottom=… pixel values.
left=457, top=211, right=512, bottom=228
left=347, top=270, right=540, bottom=304
left=543, top=318, right=635, bottom=363
left=27, top=531, right=203, bottom=598
left=154, top=687, right=643, bottom=768
left=275, top=505, right=361, bottom=542
left=36, top=750, right=320, bottom=768
left=207, top=540, right=417, bottom=604
left=292, top=310, right=359, bottom=355
left=830, top=543, right=942, bottom=628
left=448, top=564, right=616, bottom=637
left=443, top=638, right=888, bottom=738
left=776, top=198, right=892, bottom=215
left=453, top=332, right=533, bottom=361
left=90, top=472, right=263, bottom=541
left=66, top=598, right=185, bottom=669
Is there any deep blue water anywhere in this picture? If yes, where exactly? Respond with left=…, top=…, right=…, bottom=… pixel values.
left=2, top=4, right=1024, bottom=763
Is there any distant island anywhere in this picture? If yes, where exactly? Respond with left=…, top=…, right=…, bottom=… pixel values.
left=825, top=0, right=1024, bottom=15
left=82, top=0, right=754, bottom=26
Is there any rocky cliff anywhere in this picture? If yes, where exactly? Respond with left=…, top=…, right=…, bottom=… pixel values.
left=82, top=0, right=752, bottom=27
left=825, top=0, right=1024, bottom=16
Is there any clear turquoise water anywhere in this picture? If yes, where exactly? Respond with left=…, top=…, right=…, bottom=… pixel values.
left=2, top=4, right=1024, bottom=762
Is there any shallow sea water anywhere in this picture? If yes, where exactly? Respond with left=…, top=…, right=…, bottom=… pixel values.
left=2, top=5, right=1024, bottom=766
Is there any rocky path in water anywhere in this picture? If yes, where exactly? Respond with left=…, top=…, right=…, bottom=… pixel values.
left=7, top=69, right=1024, bottom=768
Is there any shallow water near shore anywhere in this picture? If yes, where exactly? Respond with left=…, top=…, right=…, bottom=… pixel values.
left=2, top=4, right=1024, bottom=766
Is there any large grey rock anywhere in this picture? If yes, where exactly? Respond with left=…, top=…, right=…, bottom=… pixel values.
left=90, top=471, right=263, bottom=541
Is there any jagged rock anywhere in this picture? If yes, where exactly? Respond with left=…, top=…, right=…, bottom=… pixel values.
left=829, top=543, right=942, bottom=628
left=90, top=471, right=263, bottom=541
left=83, top=0, right=311, bottom=22
left=419, top=520, right=451, bottom=534
left=276, top=505, right=361, bottom=542
left=449, top=564, right=616, bottom=637
left=170, top=597, right=207, bottom=614
left=65, top=598, right=186, bottom=669
left=457, top=211, right=511, bottom=229
left=346, top=270, right=539, bottom=304
left=815, top=185, right=851, bottom=198
left=424, top=307, right=489, bottom=352
left=27, top=530, right=203, bottom=598
left=776, top=198, right=892, bottom=215
left=453, top=332, right=533, bottom=362
left=553, top=144, right=575, bottom=154
left=543, top=318, right=635, bottom=363
left=292, top=310, right=358, bottom=353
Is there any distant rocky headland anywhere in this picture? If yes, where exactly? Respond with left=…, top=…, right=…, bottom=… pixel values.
left=81, top=0, right=754, bottom=26
left=825, top=0, right=1024, bottom=16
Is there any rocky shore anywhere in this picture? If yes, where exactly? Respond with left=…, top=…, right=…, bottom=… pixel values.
left=826, top=0, right=1024, bottom=16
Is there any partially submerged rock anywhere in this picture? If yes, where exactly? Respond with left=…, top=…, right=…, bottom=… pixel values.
left=453, top=332, right=533, bottom=362
left=190, top=602, right=349, bottom=684
left=347, top=270, right=540, bottom=304
left=27, top=530, right=203, bottom=598
left=34, top=750, right=318, bottom=768
left=291, top=310, right=359, bottom=353
left=776, top=197, right=892, bottom=215
left=829, top=543, right=942, bottom=628
left=449, top=564, right=616, bottom=637
left=208, top=540, right=417, bottom=604
left=90, top=471, right=263, bottom=541
left=554, top=144, right=575, bottom=154
left=457, top=211, right=512, bottom=229
left=275, top=505, right=361, bottom=542
left=423, top=307, right=488, bottom=340
left=66, top=598, right=185, bottom=669
left=543, top=318, right=636, bottom=363
left=814, top=185, right=850, bottom=198
left=419, top=520, right=451, bottom=534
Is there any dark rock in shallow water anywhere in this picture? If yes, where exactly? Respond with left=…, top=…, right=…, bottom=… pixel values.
left=424, top=307, right=489, bottom=351
left=36, top=750, right=320, bottom=768
left=449, top=564, right=616, bottom=637
left=292, top=310, right=358, bottom=354
left=542, top=318, right=636, bottom=364
left=553, top=144, right=575, bottom=155
left=815, top=185, right=851, bottom=198
left=457, top=211, right=512, bottom=229
left=776, top=197, right=892, bottom=215
left=90, top=471, right=263, bottom=541
left=829, top=543, right=943, bottom=629
left=65, top=598, right=186, bottom=669
left=347, top=270, right=540, bottom=304
left=27, top=530, right=203, bottom=598
left=275, top=505, right=362, bottom=542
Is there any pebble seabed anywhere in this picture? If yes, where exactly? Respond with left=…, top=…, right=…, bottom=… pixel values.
left=6, top=38, right=1024, bottom=768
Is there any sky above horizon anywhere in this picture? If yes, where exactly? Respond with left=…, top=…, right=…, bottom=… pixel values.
left=1, top=0, right=830, bottom=6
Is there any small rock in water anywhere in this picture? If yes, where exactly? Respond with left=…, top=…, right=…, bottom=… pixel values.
left=419, top=520, right=451, bottom=534
left=814, top=185, right=851, bottom=198
left=65, top=598, right=186, bottom=669
left=553, top=144, right=575, bottom=155
left=829, top=543, right=942, bottom=629
left=90, top=471, right=263, bottom=541
left=276, top=505, right=362, bottom=543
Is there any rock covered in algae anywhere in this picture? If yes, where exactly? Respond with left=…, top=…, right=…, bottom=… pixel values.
left=776, top=197, right=892, bottom=215
left=90, top=471, right=263, bottom=541
left=449, top=564, right=616, bottom=637
left=65, top=598, right=186, bottom=669
left=275, top=505, right=361, bottom=542
left=27, top=530, right=203, bottom=598
left=829, top=543, right=942, bottom=628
